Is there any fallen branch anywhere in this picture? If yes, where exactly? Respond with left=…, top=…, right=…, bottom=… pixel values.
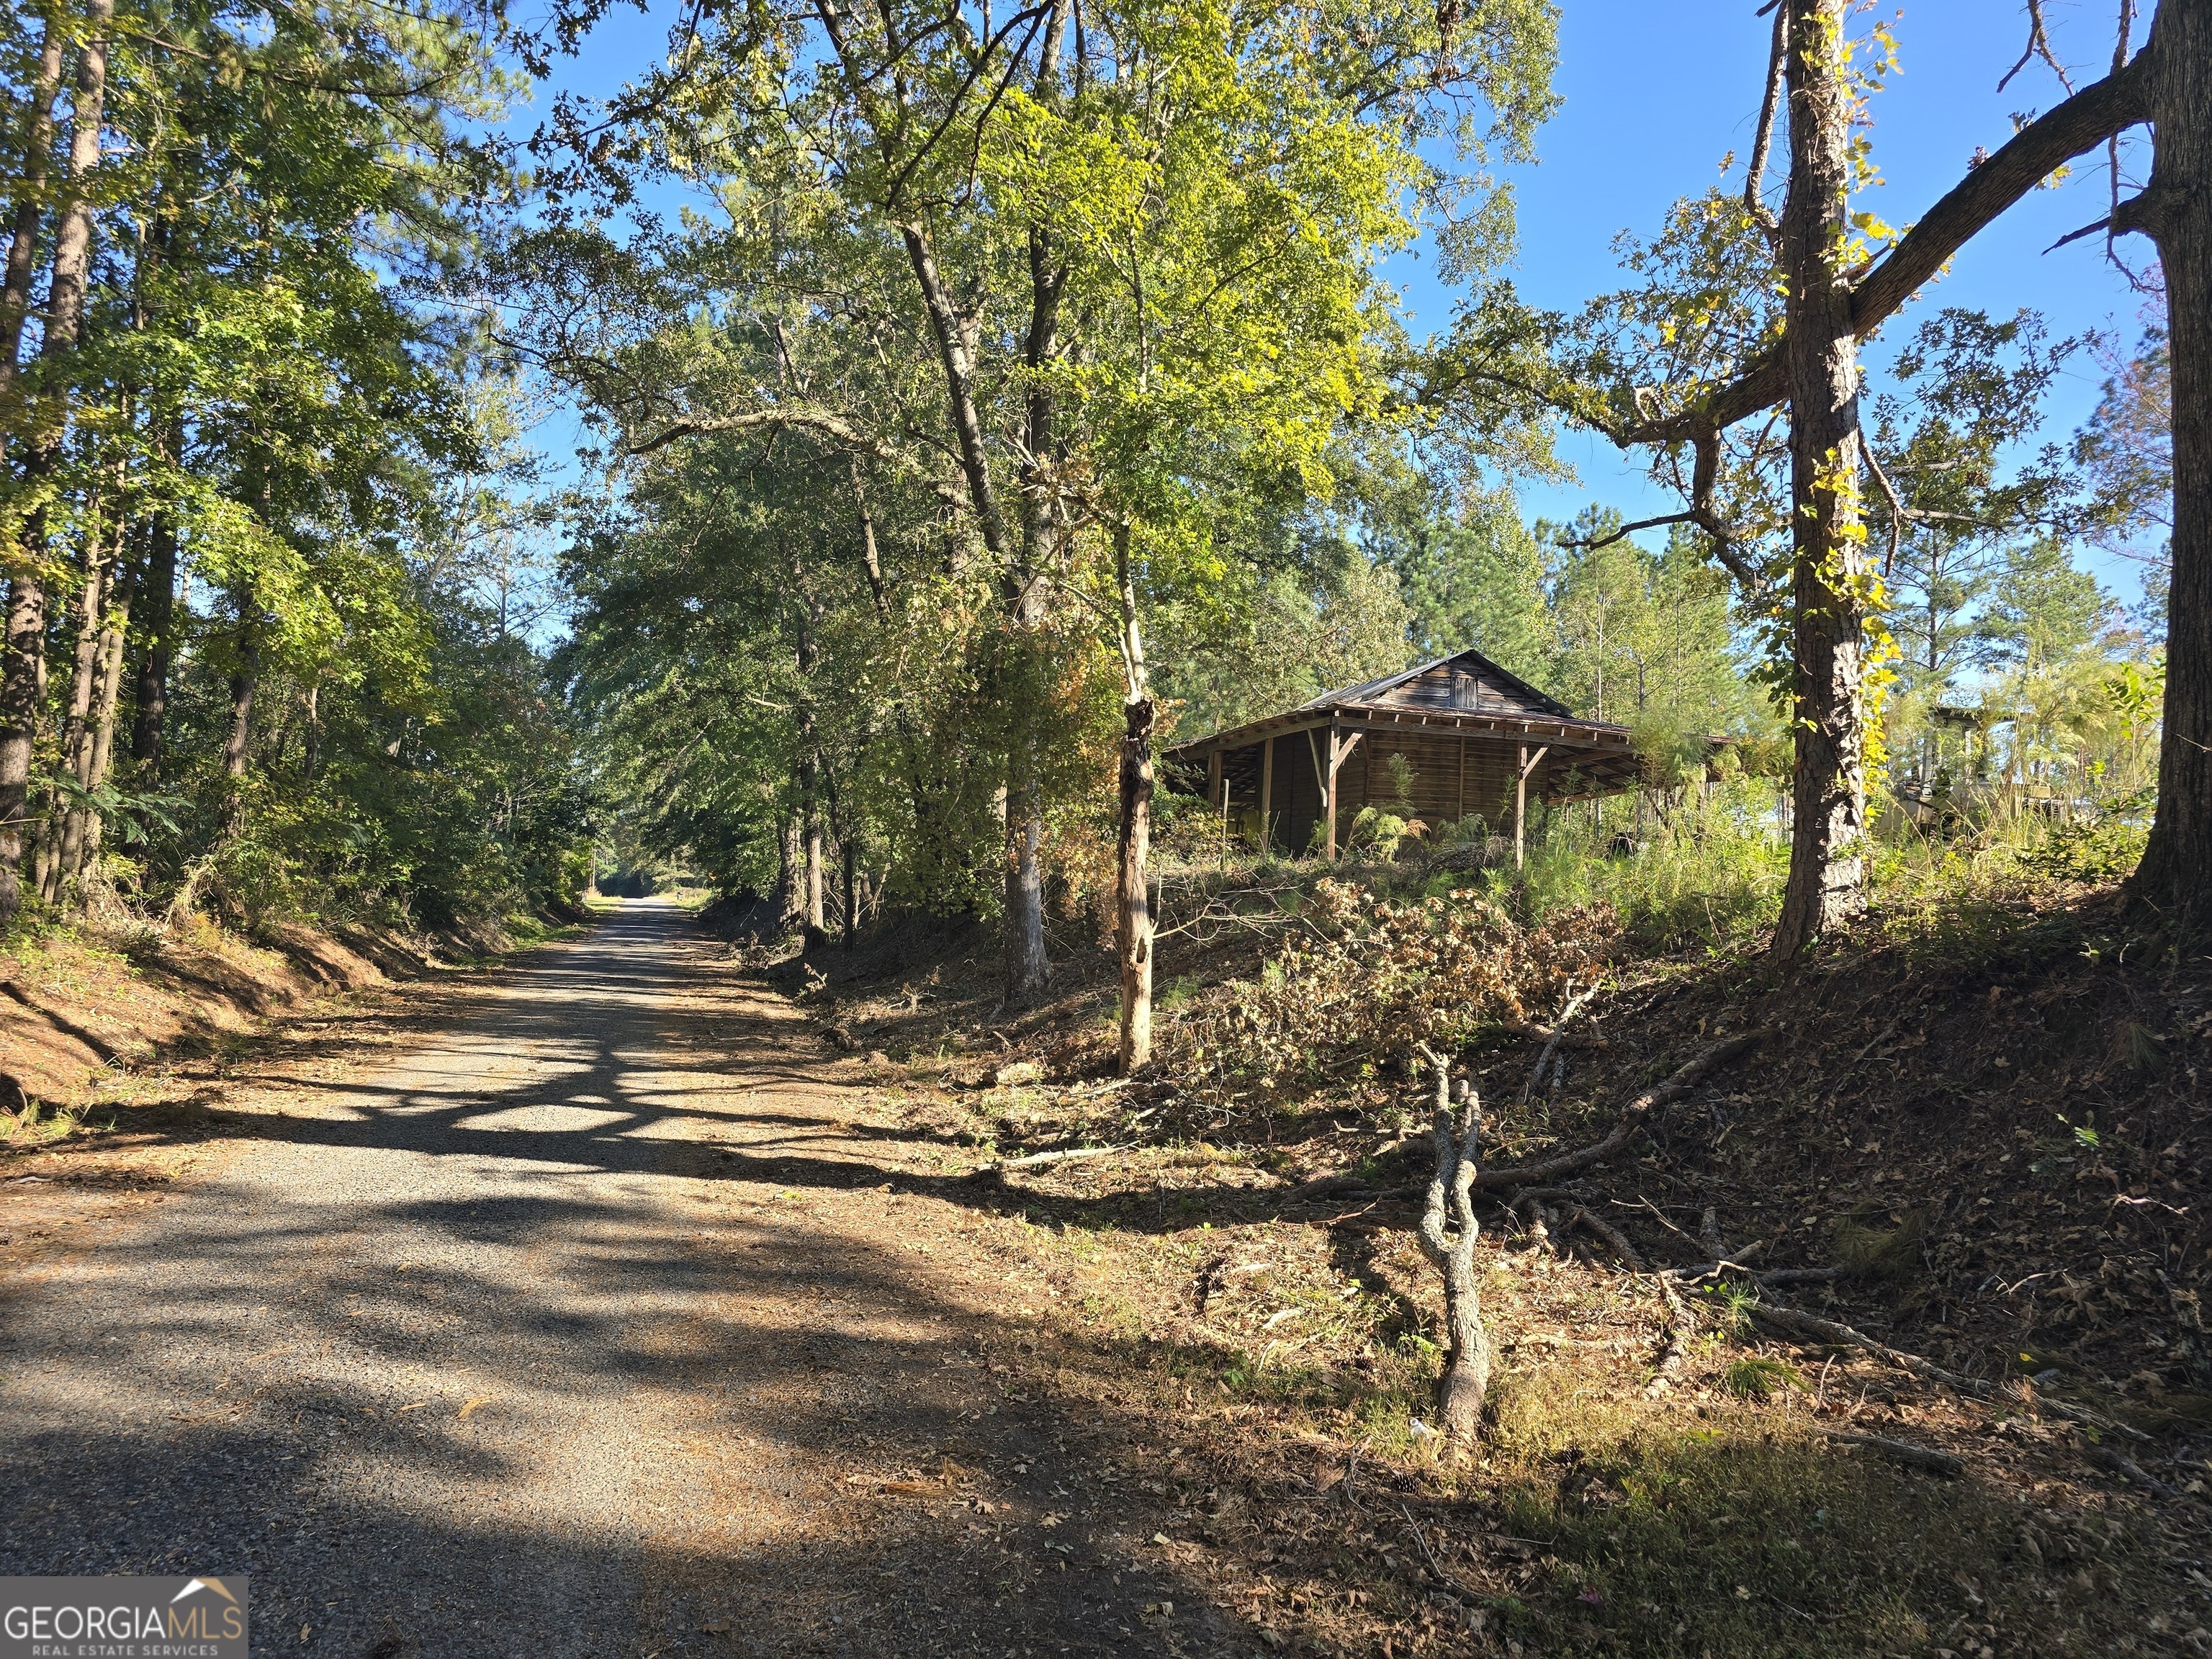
left=1413, top=1041, right=1493, bottom=1439
left=1566, top=1205, right=1645, bottom=1270
left=1647, top=1272, right=1694, bottom=1396
left=1290, top=1172, right=1377, bottom=1202
left=1502, top=1019, right=1610, bottom=1049
left=1752, top=1304, right=2150, bottom=1442
left=971, top=1144, right=1130, bottom=1177
left=1520, top=983, right=1601, bottom=1105
left=2082, top=1440, right=2174, bottom=1496
left=1752, top=1304, right=1986, bottom=1393
left=1820, top=1429, right=1965, bottom=1477
left=1476, top=1032, right=1768, bottom=1190
left=1563, top=1206, right=1694, bottom=1395
left=1516, top=1193, right=1556, bottom=1254
left=1398, top=1501, right=1480, bottom=1599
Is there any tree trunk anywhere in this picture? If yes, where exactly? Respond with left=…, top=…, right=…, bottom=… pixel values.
left=1, top=575, right=48, bottom=920
left=842, top=830, right=859, bottom=950
left=0, top=0, right=113, bottom=921
left=0, top=8, right=65, bottom=444
left=73, top=569, right=130, bottom=879
left=46, top=518, right=112, bottom=900
left=1770, top=0, right=1870, bottom=962
left=776, top=809, right=802, bottom=930
left=2126, top=0, right=2212, bottom=930
left=1116, top=696, right=1155, bottom=1074
left=128, top=504, right=176, bottom=771
left=803, top=757, right=825, bottom=935
left=1115, top=527, right=1154, bottom=1073
left=1413, top=1044, right=1491, bottom=1439
left=222, top=608, right=258, bottom=835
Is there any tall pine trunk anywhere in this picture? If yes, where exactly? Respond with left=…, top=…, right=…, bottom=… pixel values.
left=0, top=9, right=64, bottom=437
left=0, top=9, right=69, bottom=921
left=1770, top=0, right=1870, bottom=961
left=0, top=0, right=112, bottom=921
left=2127, top=0, right=2212, bottom=930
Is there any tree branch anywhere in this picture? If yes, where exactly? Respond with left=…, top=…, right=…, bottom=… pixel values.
left=1563, top=512, right=1696, bottom=552
left=1745, top=3, right=1786, bottom=247
left=1849, top=48, right=2149, bottom=329
left=1611, top=48, right=2152, bottom=451
left=1859, top=426, right=1906, bottom=578
left=1997, top=0, right=2074, bottom=96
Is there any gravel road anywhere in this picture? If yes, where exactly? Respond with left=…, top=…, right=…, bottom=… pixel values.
left=1, top=902, right=1237, bottom=1658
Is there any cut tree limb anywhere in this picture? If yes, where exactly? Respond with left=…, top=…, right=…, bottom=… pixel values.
left=971, top=1144, right=1129, bottom=1177
left=1474, top=1031, right=1768, bottom=1190
left=1820, top=1429, right=1965, bottom=1477
left=1752, top=1303, right=2151, bottom=1442
left=1501, top=1019, right=1610, bottom=1049
left=1564, top=1205, right=1694, bottom=1396
left=1520, top=982, right=1597, bottom=1106
left=1413, top=1041, right=1492, bottom=1439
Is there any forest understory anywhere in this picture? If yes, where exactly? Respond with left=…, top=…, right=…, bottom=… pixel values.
left=748, top=864, right=2212, bottom=1657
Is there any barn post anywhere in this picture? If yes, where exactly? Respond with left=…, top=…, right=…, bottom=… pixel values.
left=1259, top=736, right=1274, bottom=855
left=1324, top=725, right=1341, bottom=861
left=1514, top=744, right=1527, bottom=869
left=1323, top=726, right=1364, bottom=862
left=1514, top=744, right=1550, bottom=870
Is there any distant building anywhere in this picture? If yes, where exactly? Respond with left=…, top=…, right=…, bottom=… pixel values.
left=1164, top=647, right=1649, bottom=861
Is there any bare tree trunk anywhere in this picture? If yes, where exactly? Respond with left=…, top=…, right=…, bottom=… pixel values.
left=222, top=604, right=258, bottom=834
left=842, top=833, right=859, bottom=948
left=0, top=0, right=112, bottom=920
left=791, top=565, right=826, bottom=938
left=129, top=495, right=177, bottom=772
left=72, top=567, right=130, bottom=880
left=1413, top=1043, right=1491, bottom=1439
left=46, top=518, right=112, bottom=899
left=2126, top=0, right=2212, bottom=930
left=776, top=808, right=802, bottom=930
left=803, top=760, right=825, bottom=935
left=0, top=566, right=44, bottom=920
left=1115, top=529, right=1154, bottom=1073
left=898, top=192, right=1052, bottom=1009
left=1770, top=0, right=1869, bottom=962
left=0, top=9, right=65, bottom=444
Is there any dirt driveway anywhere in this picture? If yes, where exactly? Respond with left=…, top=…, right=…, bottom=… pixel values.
left=0, top=901, right=1237, bottom=1658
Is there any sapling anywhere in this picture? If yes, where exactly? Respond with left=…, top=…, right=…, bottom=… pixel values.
left=1412, top=1041, right=1491, bottom=1439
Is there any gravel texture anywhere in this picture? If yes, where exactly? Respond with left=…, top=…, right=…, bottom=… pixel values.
left=1, top=902, right=1236, bottom=1657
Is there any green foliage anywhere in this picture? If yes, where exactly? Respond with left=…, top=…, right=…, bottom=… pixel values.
left=518, top=0, right=1565, bottom=921
left=0, top=0, right=588, bottom=935
left=1514, top=783, right=1789, bottom=955
left=1721, top=1356, right=1803, bottom=1400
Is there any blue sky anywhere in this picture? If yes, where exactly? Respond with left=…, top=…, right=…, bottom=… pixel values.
left=513, top=0, right=2157, bottom=602
left=1439, top=0, right=2153, bottom=598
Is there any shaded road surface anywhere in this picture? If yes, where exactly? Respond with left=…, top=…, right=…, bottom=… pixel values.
left=1, top=901, right=1239, bottom=1657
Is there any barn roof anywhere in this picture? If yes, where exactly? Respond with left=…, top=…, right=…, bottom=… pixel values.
left=1164, top=646, right=1636, bottom=766
left=1294, top=647, right=1576, bottom=721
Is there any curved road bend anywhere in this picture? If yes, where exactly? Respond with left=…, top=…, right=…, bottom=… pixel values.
left=0, top=899, right=1241, bottom=1658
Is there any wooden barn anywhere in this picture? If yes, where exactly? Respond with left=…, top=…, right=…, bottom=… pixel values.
left=1164, top=647, right=1648, bottom=863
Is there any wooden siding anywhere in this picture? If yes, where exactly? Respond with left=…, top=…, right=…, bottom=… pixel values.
left=1210, top=727, right=1642, bottom=854
left=1372, top=658, right=1563, bottom=719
